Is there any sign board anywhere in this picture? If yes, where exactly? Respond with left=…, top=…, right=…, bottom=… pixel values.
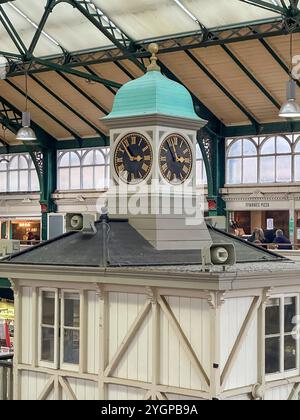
left=267, top=219, right=274, bottom=230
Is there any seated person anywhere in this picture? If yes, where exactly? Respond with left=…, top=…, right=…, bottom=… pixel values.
left=273, top=229, right=292, bottom=250
left=248, top=228, right=266, bottom=245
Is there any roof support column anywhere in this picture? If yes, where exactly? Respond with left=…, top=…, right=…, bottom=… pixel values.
left=198, top=129, right=226, bottom=217
left=34, top=147, right=57, bottom=241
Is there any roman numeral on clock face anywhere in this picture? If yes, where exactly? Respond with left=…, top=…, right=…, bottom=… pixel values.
left=114, top=133, right=153, bottom=184
left=159, top=134, right=193, bottom=185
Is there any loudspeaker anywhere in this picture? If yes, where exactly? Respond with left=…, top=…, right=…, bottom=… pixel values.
left=202, top=243, right=236, bottom=267
left=66, top=213, right=95, bottom=232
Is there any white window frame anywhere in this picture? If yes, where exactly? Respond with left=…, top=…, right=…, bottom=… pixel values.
left=225, top=135, right=297, bottom=185
left=265, top=293, right=300, bottom=382
left=60, top=290, right=81, bottom=372
left=0, top=153, right=39, bottom=193
left=57, top=147, right=110, bottom=191
left=38, top=288, right=59, bottom=370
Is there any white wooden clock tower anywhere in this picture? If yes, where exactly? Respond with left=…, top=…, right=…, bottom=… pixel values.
left=103, top=44, right=210, bottom=250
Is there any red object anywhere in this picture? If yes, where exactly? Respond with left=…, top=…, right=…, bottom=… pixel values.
left=208, top=199, right=217, bottom=211
left=0, top=321, right=10, bottom=348
left=41, top=204, right=48, bottom=213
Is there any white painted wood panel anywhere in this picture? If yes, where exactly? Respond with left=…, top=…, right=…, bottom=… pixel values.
left=21, top=287, right=33, bottom=365
left=108, top=293, right=151, bottom=382
left=221, top=297, right=258, bottom=390
left=160, top=296, right=210, bottom=391
left=86, top=291, right=100, bottom=374
left=67, top=378, right=98, bottom=400
left=265, top=384, right=294, bottom=401
left=107, top=384, right=145, bottom=400
left=20, top=370, right=50, bottom=400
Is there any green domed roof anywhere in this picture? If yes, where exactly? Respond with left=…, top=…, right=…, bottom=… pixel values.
left=104, top=69, right=203, bottom=121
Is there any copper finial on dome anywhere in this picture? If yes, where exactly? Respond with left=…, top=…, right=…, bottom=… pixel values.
left=147, top=43, right=161, bottom=72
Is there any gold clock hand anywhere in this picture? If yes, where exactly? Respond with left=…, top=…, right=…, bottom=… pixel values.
left=124, top=145, right=134, bottom=161
left=171, top=141, right=179, bottom=161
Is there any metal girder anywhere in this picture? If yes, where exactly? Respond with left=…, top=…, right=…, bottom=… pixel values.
left=225, top=119, right=298, bottom=137
left=0, top=5, right=27, bottom=55
left=5, top=18, right=296, bottom=78
left=239, top=0, right=285, bottom=14
left=185, top=50, right=260, bottom=129
left=60, top=0, right=144, bottom=71
left=28, top=0, right=57, bottom=56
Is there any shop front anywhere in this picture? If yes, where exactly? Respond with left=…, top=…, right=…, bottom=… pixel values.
left=222, top=187, right=297, bottom=245
left=0, top=218, right=41, bottom=244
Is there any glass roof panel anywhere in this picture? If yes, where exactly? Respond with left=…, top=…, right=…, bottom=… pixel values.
left=180, top=0, right=279, bottom=28
left=2, top=1, right=62, bottom=56
left=0, top=0, right=283, bottom=57
left=93, top=0, right=200, bottom=40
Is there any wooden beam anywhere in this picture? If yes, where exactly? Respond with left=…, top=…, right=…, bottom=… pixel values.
left=59, top=376, right=77, bottom=401
left=288, top=382, right=300, bottom=400
left=158, top=295, right=210, bottom=390
left=104, top=300, right=151, bottom=377
left=221, top=296, right=262, bottom=389
left=37, top=376, right=54, bottom=400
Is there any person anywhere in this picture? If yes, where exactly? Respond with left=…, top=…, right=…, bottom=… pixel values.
left=273, top=229, right=292, bottom=250
left=248, top=228, right=266, bottom=245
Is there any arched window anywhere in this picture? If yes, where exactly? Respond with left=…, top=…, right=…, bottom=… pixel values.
left=294, top=138, right=300, bottom=182
left=259, top=136, right=292, bottom=183
left=0, top=154, right=39, bottom=192
left=226, top=139, right=258, bottom=184
left=57, top=148, right=110, bottom=191
left=196, top=143, right=207, bottom=186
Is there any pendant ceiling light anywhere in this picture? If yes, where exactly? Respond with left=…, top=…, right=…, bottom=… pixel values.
left=279, top=32, right=300, bottom=119
left=16, top=72, right=37, bottom=142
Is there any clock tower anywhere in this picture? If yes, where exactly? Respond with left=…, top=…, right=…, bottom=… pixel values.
left=103, top=44, right=211, bottom=250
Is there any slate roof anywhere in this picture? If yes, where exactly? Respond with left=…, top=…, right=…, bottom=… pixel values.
left=1, top=219, right=286, bottom=268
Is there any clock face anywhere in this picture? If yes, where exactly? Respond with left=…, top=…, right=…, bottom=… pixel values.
left=114, top=133, right=153, bottom=184
left=159, top=134, right=193, bottom=184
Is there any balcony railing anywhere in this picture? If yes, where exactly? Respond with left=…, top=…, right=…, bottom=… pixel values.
left=0, top=354, right=13, bottom=400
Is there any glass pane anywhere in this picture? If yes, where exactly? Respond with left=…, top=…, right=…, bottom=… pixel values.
left=196, top=143, right=203, bottom=159
left=284, top=335, right=297, bottom=371
left=95, top=150, right=105, bottom=165
left=265, top=337, right=280, bottom=375
left=285, top=297, right=296, bottom=333
left=63, top=329, right=79, bottom=365
left=276, top=155, right=291, bottom=183
left=70, top=167, right=80, bottom=189
left=41, top=327, right=54, bottom=362
left=70, top=152, right=80, bottom=167
left=276, top=137, right=291, bottom=154
left=227, top=159, right=242, bottom=184
left=295, top=140, right=300, bottom=153
left=64, top=294, right=80, bottom=328
left=59, top=153, right=70, bottom=167
left=95, top=166, right=105, bottom=189
left=260, top=156, right=275, bottom=183
left=19, top=156, right=28, bottom=169
left=228, top=140, right=242, bottom=157
left=0, top=172, right=7, bottom=192
left=19, top=171, right=29, bottom=191
left=9, top=171, right=18, bottom=191
left=261, top=138, right=275, bottom=155
left=295, top=155, right=300, bottom=181
left=266, top=298, right=280, bottom=335
left=243, top=140, right=257, bottom=156
left=59, top=168, right=70, bottom=190
left=42, top=292, right=55, bottom=325
left=9, top=156, right=18, bottom=170
left=82, top=166, right=94, bottom=189
left=30, top=170, right=40, bottom=192
left=83, top=151, right=94, bottom=166
left=243, top=158, right=257, bottom=183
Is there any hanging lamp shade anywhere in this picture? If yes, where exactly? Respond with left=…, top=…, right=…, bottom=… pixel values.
left=279, top=79, right=300, bottom=118
left=16, top=111, right=37, bottom=141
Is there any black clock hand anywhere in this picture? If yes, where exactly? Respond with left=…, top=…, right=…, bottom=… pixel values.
left=167, top=142, right=176, bottom=162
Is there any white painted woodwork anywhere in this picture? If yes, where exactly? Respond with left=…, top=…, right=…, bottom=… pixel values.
left=220, top=297, right=258, bottom=391
left=265, top=384, right=294, bottom=401
left=21, top=287, right=33, bottom=365
left=86, top=291, right=100, bottom=375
